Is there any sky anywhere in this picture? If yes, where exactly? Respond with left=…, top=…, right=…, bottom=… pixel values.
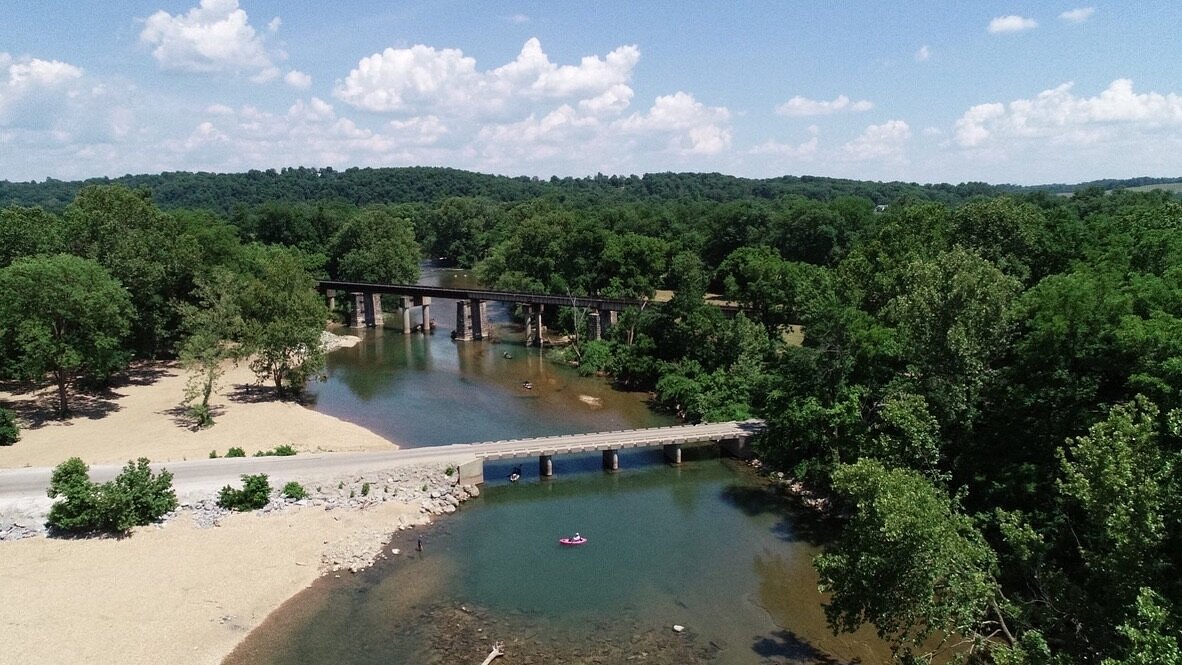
left=1, top=1, right=1180, bottom=185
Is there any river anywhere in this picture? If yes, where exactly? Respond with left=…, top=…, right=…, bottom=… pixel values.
left=225, top=268, right=891, bottom=664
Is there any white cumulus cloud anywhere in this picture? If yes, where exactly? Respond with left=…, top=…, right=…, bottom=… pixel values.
left=842, top=120, right=911, bottom=161
left=954, top=79, right=1182, bottom=149
left=284, top=69, right=312, bottom=89
left=775, top=94, right=873, bottom=117
left=334, top=38, right=639, bottom=117
left=140, top=0, right=282, bottom=78
left=616, top=92, right=732, bottom=154
left=915, top=45, right=931, bottom=62
left=1059, top=7, right=1096, bottom=23
left=988, top=15, right=1038, bottom=34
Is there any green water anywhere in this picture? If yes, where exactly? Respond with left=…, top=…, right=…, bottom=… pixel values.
left=228, top=455, right=889, bottom=664
left=229, top=268, right=892, bottom=664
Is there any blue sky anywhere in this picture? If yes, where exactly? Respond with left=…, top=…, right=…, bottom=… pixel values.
left=1, top=1, right=1179, bottom=184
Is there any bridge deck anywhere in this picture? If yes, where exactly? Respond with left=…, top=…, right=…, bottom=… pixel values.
left=465, top=420, right=765, bottom=460
left=317, top=280, right=741, bottom=313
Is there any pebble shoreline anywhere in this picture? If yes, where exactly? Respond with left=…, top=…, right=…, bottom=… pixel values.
left=0, top=462, right=478, bottom=576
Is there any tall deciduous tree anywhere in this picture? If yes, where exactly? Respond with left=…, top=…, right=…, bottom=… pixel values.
left=178, top=269, right=244, bottom=427
left=62, top=186, right=200, bottom=357
left=329, top=207, right=420, bottom=284
left=237, top=246, right=328, bottom=398
left=817, top=459, right=1006, bottom=662
left=0, top=254, right=133, bottom=417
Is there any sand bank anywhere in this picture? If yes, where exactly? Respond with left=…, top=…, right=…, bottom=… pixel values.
left=0, top=347, right=466, bottom=665
left=0, top=359, right=393, bottom=470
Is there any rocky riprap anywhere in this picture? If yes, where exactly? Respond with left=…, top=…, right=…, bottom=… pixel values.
left=0, top=518, right=42, bottom=541
left=170, top=463, right=478, bottom=573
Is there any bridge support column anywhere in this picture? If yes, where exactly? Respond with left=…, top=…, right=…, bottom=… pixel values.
left=587, top=310, right=601, bottom=341
left=457, top=458, right=484, bottom=486
left=454, top=300, right=473, bottom=341
left=525, top=304, right=545, bottom=347
left=348, top=293, right=367, bottom=328
left=325, top=289, right=337, bottom=314
left=471, top=299, right=490, bottom=340
left=719, top=436, right=751, bottom=459
left=399, top=297, right=412, bottom=333
left=602, top=449, right=619, bottom=472
left=364, top=292, right=383, bottom=327
left=598, top=309, right=618, bottom=338
left=419, top=297, right=432, bottom=333
left=663, top=443, right=683, bottom=465
left=539, top=454, right=554, bottom=478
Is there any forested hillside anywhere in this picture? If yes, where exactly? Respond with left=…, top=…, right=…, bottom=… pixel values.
left=1, top=171, right=1180, bottom=663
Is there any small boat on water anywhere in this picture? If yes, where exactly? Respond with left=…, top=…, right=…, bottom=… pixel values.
left=503, top=352, right=513, bottom=359
left=559, top=534, right=588, bottom=546
left=521, top=380, right=533, bottom=390
left=508, top=466, right=522, bottom=483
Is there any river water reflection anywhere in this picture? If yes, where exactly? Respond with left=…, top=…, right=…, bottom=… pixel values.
left=231, top=268, right=891, bottom=664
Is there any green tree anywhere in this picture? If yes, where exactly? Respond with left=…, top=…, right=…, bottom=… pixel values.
left=329, top=207, right=421, bottom=284
left=178, top=270, right=244, bottom=427
left=1101, top=588, right=1182, bottom=665
left=0, top=205, right=63, bottom=267
left=62, top=186, right=200, bottom=357
left=0, top=255, right=133, bottom=417
left=816, top=459, right=1006, bottom=661
left=237, top=246, right=328, bottom=398
left=0, top=407, right=18, bottom=445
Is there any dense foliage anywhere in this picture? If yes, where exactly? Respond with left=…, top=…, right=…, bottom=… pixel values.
left=0, top=407, right=18, bottom=445
left=46, top=457, right=178, bottom=533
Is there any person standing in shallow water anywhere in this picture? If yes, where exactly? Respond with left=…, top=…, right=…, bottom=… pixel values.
left=417, top=537, right=423, bottom=552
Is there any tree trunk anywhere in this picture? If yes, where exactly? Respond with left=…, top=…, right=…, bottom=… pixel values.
left=54, top=370, right=69, bottom=418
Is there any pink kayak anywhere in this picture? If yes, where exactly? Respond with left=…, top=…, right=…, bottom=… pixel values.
left=559, top=536, right=588, bottom=546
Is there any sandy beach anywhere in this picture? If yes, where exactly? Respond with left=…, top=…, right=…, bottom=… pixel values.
left=0, top=348, right=462, bottom=665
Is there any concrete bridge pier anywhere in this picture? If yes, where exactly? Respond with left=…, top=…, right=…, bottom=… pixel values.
left=412, top=296, right=432, bottom=333
left=348, top=293, right=366, bottom=328
left=719, top=436, right=752, bottom=459
left=602, top=449, right=619, bottom=472
left=587, top=310, right=601, bottom=341
left=471, top=299, right=490, bottom=340
left=454, top=300, right=473, bottom=340
left=598, top=309, right=618, bottom=338
left=364, top=292, right=383, bottom=327
left=325, top=289, right=337, bottom=314
left=399, top=296, right=413, bottom=333
left=524, top=304, right=545, bottom=347
left=539, top=454, right=554, bottom=478
left=663, top=443, right=683, bottom=465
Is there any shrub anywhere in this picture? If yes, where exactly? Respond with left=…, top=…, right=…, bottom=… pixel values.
left=46, top=457, right=177, bottom=533
left=361, top=482, right=370, bottom=496
left=217, top=473, right=271, bottom=511
left=225, top=447, right=246, bottom=458
left=209, top=450, right=219, bottom=459
left=444, top=465, right=455, bottom=476
left=281, top=481, right=307, bottom=500
left=252, top=445, right=299, bottom=457
left=0, top=408, right=19, bottom=446
left=188, top=403, right=214, bottom=429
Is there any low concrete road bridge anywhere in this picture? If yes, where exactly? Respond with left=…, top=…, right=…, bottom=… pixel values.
left=315, top=279, right=741, bottom=345
left=0, top=420, right=766, bottom=513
